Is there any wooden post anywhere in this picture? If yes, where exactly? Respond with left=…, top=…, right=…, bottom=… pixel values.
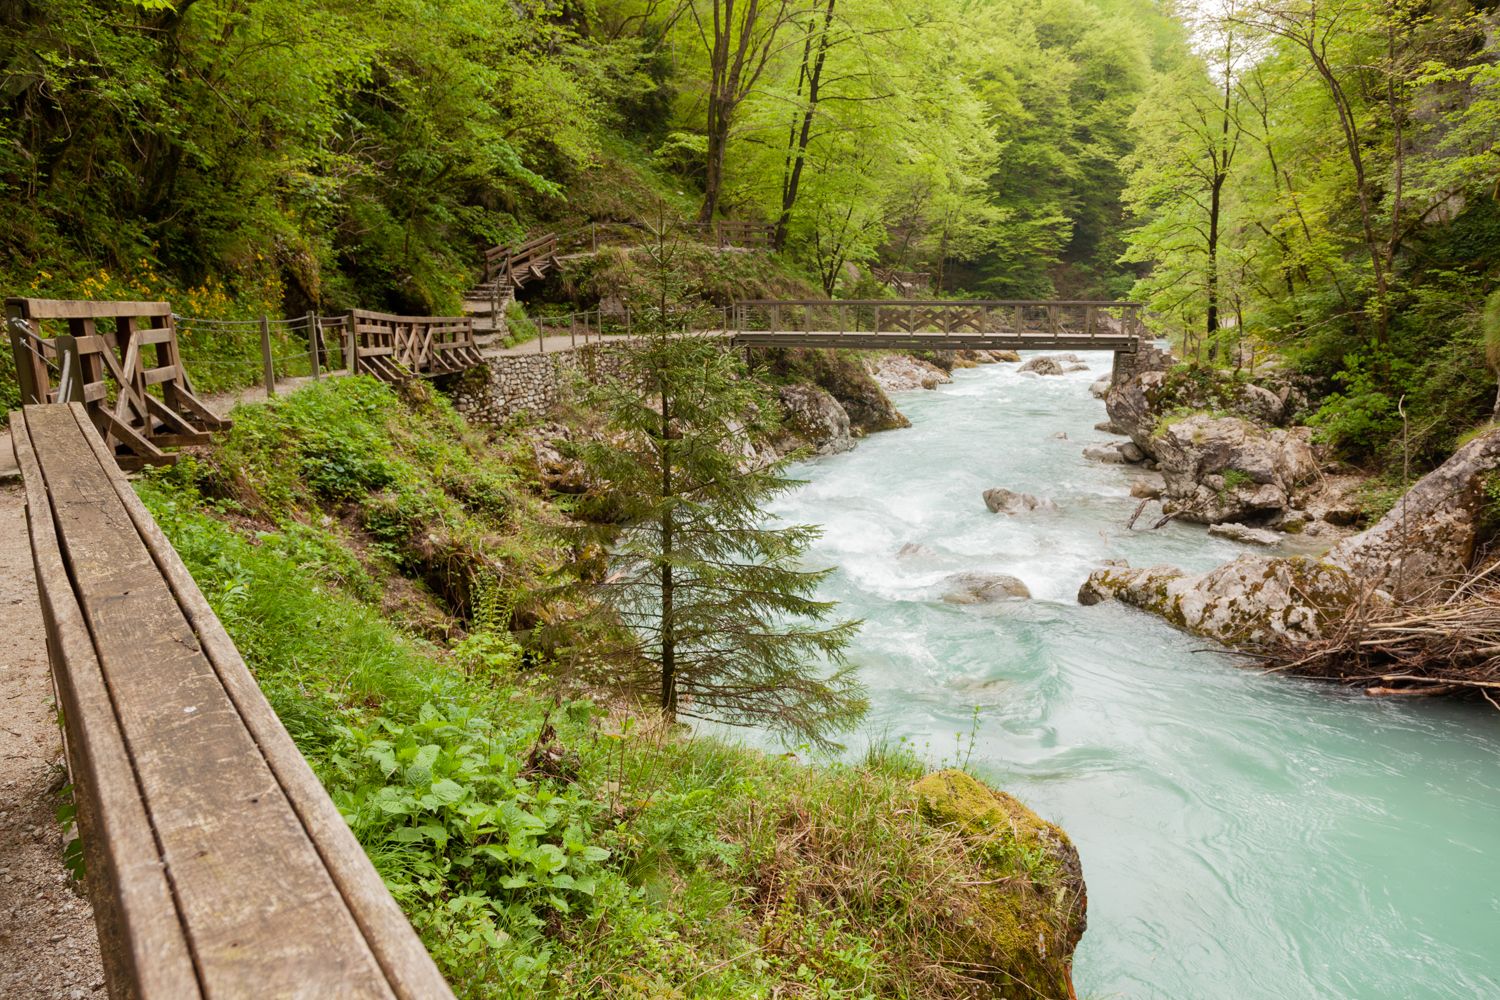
left=7, top=308, right=44, bottom=405
left=570, top=314, right=577, bottom=349
left=1085, top=306, right=1096, bottom=342
left=344, top=315, right=356, bottom=375
left=260, top=316, right=276, bottom=396
left=771, top=305, right=781, bottom=336
left=309, top=313, right=322, bottom=380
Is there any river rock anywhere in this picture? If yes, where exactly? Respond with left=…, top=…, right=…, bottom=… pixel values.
left=941, top=571, right=1032, bottom=603
left=912, top=770, right=1087, bottom=999
left=868, top=353, right=952, bottom=392
left=983, top=488, right=1058, bottom=515
left=1207, top=523, right=1284, bottom=547
left=1094, top=420, right=1124, bottom=434
left=1090, top=378, right=1111, bottom=399
left=989, top=349, right=1022, bottom=363
left=1119, top=441, right=1146, bottom=463
left=1083, top=445, right=1125, bottom=465
left=1328, top=427, right=1500, bottom=600
left=773, top=383, right=854, bottom=456
left=1018, top=355, right=1068, bottom=376
left=1153, top=415, right=1317, bottom=524
left=897, top=542, right=938, bottom=561
left=1077, top=555, right=1363, bottom=643
left=1129, top=473, right=1166, bottom=499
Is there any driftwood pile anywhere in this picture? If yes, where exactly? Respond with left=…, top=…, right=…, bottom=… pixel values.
left=1259, top=562, right=1500, bottom=709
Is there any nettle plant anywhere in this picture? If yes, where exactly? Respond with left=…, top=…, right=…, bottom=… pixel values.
left=324, top=704, right=610, bottom=961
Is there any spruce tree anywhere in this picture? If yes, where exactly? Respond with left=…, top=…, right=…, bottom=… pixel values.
left=564, top=323, right=866, bottom=747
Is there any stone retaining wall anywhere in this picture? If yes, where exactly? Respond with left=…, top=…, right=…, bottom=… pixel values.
left=448, top=342, right=639, bottom=424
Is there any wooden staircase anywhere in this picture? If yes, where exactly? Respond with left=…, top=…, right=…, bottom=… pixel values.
left=462, top=276, right=514, bottom=349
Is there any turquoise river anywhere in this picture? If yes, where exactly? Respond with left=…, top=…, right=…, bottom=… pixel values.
left=763, top=352, right=1500, bottom=999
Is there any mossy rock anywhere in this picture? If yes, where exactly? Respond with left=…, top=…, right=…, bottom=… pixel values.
left=913, top=770, right=1086, bottom=999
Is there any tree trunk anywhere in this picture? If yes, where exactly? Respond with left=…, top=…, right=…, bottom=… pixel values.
left=658, top=371, right=677, bottom=718
left=773, top=0, right=836, bottom=250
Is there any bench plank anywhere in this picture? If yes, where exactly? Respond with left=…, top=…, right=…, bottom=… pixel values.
left=71, top=404, right=456, bottom=1000
left=26, top=405, right=396, bottom=999
left=13, top=412, right=202, bottom=999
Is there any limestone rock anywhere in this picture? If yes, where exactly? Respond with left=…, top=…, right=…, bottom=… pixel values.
left=1118, top=441, right=1146, bottom=463
left=989, top=349, right=1022, bottom=363
left=983, top=488, right=1058, bottom=515
left=912, top=770, right=1087, bottom=999
left=1208, top=523, right=1284, bottom=547
left=1078, top=555, right=1364, bottom=644
left=941, top=571, right=1032, bottom=603
left=1083, top=445, right=1125, bottom=465
left=1018, top=354, right=1080, bottom=376
left=1153, top=415, right=1317, bottom=524
left=1129, top=473, right=1166, bottom=499
left=868, top=353, right=952, bottom=392
left=1094, top=420, right=1124, bottom=434
left=1328, top=427, right=1500, bottom=600
left=773, top=383, right=854, bottom=456
left=1089, top=378, right=1111, bottom=399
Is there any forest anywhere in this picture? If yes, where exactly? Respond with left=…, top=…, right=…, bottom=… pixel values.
left=6, top=0, right=1498, bottom=472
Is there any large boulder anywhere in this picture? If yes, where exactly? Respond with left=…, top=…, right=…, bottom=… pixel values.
left=983, top=488, right=1058, bottom=515
left=868, top=353, right=952, bottom=392
left=913, top=770, right=1086, bottom=999
left=1105, top=347, right=1290, bottom=456
left=1019, top=353, right=1086, bottom=377
left=1152, top=414, right=1317, bottom=524
left=1328, top=427, right=1500, bottom=600
left=1077, top=555, right=1364, bottom=644
left=941, top=572, right=1032, bottom=603
left=773, top=384, right=854, bottom=457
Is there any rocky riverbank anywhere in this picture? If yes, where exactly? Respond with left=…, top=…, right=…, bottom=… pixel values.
left=1077, top=346, right=1500, bottom=675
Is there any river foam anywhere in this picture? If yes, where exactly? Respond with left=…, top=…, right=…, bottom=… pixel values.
left=765, top=353, right=1500, bottom=1000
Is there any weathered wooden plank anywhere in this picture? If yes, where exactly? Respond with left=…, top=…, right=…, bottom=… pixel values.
left=13, top=408, right=203, bottom=999
left=28, top=406, right=396, bottom=999
left=9, top=298, right=172, bottom=320
left=74, top=406, right=457, bottom=1000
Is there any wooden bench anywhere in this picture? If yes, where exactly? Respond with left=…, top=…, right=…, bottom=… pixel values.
left=12, top=402, right=454, bottom=999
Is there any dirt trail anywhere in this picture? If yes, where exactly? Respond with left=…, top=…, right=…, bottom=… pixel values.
left=0, top=482, right=105, bottom=997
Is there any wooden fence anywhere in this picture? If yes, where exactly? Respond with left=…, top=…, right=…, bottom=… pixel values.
left=6, top=297, right=229, bottom=469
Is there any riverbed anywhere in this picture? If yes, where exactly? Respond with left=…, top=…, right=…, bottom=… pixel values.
left=765, top=354, right=1500, bottom=999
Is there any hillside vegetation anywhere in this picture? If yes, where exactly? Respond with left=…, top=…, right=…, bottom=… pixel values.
left=135, top=376, right=1085, bottom=997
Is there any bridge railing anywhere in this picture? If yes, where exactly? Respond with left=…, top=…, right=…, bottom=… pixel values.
left=731, top=299, right=1144, bottom=343
left=348, top=309, right=481, bottom=380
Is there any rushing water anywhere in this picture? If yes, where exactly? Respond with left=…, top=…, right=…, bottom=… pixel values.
left=763, top=353, right=1500, bottom=1000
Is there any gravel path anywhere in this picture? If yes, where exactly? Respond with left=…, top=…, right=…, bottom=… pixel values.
left=0, top=482, right=105, bottom=998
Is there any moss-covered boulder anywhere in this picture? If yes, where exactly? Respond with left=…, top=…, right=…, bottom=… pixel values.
left=912, top=770, right=1087, bottom=1000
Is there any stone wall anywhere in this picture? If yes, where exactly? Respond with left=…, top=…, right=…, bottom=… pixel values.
left=448, top=342, right=640, bottom=425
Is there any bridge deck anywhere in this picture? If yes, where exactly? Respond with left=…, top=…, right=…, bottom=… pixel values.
left=729, top=330, right=1137, bottom=351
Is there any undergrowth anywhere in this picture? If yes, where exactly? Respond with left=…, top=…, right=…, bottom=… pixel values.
left=135, top=376, right=1079, bottom=998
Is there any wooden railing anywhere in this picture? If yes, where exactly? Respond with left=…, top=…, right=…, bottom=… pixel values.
left=11, top=403, right=454, bottom=998
left=349, top=309, right=482, bottom=381
left=872, top=268, right=933, bottom=294
left=689, top=220, right=774, bottom=250
left=483, top=232, right=559, bottom=286
left=6, top=297, right=230, bottom=469
left=729, top=299, right=1146, bottom=350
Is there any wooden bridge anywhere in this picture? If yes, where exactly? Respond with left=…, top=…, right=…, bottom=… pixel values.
left=728, top=299, right=1145, bottom=353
